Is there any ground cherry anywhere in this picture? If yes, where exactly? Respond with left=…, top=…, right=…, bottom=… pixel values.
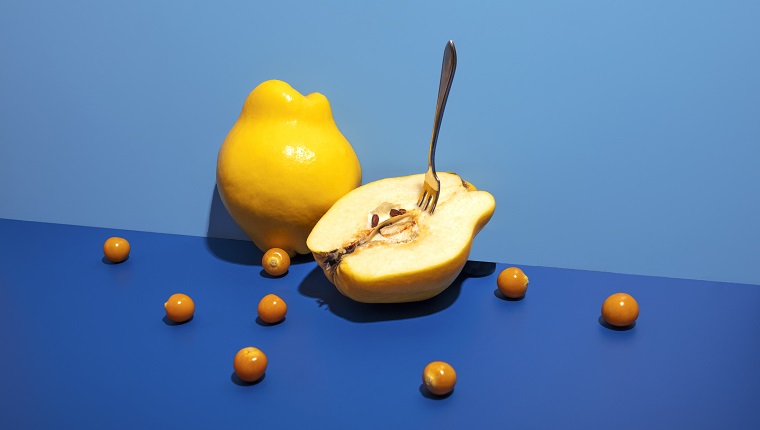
left=234, top=347, right=268, bottom=383
left=164, top=293, right=195, bottom=323
left=496, top=267, right=529, bottom=298
left=103, top=237, right=130, bottom=263
left=262, top=248, right=290, bottom=277
left=422, top=361, right=457, bottom=396
left=257, top=294, right=287, bottom=324
left=601, top=292, right=639, bottom=327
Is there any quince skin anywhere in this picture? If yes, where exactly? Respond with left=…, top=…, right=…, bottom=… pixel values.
left=216, top=80, right=361, bottom=255
left=307, top=172, right=495, bottom=303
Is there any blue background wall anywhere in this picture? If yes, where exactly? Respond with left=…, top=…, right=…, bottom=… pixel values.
left=1, top=1, right=758, bottom=284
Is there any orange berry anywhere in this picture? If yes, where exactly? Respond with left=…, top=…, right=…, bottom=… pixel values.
left=262, top=248, right=290, bottom=277
left=257, top=294, right=287, bottom=324
left=103, top=237, right=130, bottom=263
left=164, top=293, right=195, bottom=323
left=601, top=292, right=639, bottom=327
left=496, top=267, right=529, bottom=298
left=234, top=347, right=268, bottom=383
left=422, top=361, right=457, bottom=396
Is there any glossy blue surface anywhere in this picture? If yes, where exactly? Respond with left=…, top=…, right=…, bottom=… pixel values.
left=1, top=1, right=760, bottom=285
left=1, top=219, right=759, bottom=429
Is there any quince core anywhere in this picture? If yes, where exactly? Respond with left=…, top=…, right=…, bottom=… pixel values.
left=307, top=172, right=495, bottom=303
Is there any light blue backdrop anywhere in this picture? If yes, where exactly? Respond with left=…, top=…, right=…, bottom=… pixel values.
left=1, top=1, right=758, bottom=284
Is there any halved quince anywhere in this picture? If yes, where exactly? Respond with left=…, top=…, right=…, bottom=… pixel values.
left=307, top=172, right=495, bottom=303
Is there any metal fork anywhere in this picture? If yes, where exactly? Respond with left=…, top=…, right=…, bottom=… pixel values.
left=417, top=40, right=457, bottom=214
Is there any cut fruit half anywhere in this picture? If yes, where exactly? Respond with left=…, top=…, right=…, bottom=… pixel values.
left=307, top=172, right=495, bottom=303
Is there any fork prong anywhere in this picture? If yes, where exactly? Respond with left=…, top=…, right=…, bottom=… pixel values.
left=423, top=193, right=434, bottom=212
left=429, top=194, right=439, bottom=214
left=418, top=182, right=442, bottom=213
left=417, top=190, right=428, bottom=208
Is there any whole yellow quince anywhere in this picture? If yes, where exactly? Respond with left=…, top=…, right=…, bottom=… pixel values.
left=216, top=80, right=362, bottom=255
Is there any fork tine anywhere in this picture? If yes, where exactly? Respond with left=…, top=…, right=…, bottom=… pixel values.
left=429, top=193, right=439, bottom=213
left=424, top=192, right=435, bottom=212
left=417, top=190, right=428, bottom=208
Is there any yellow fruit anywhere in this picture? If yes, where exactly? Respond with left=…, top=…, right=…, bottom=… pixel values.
left=103, top=237, right=130, bottom=263
left=233, top=347, right=268, bottom=383
left=164, top=293, right=195, bottom=323
left=422, top=361, right=457, bottom=396
left=262, top=248, right=290, bottom=277
left=307, top=173, right=495, bottom=303
left=216, top=80, right=362, bottom=255
left=257, top=294, right=287, bottom=324
left=601, top=292, right=639, bottom=327
left=497, top=267, right=529, bottom=298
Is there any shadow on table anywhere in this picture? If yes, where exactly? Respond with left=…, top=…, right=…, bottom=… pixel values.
left=418, top=383, right=454, bottom=400
left=162, top=315, right=194, bottom=326
left=230, top=372, right=266, bottom=386
left=255, top=316, right=286, bottom=326
left=205, top=185, right=261, bottom=265
left=101, top=256, right=130, bottom=265
left=598, top=315, right=636, bottom=331
left=493, top=289, right=525, bottom=301
left=204, top=235, right=263, bottom=266
left=298, top=260, right=496, bottom=323
left=205, top=185, right=318, bottom=268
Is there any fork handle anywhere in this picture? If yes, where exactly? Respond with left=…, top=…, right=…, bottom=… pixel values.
left=428, top=40, right=457, bottom=174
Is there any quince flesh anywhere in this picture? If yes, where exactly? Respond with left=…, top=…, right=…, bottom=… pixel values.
left=216, top=80, right=361, bottom=255
left=307, top=172, right=495, bottom=303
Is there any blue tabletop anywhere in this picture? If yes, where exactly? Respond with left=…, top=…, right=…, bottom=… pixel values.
left=1, top=218, right=758, bottom=429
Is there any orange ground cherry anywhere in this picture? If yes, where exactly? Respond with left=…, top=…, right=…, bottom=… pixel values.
left=601, top=292, right=639, bottom=327
left=257, top=294, right=287, bottom=324
left=422, top=361, right=457, bottom=396
left=496, top=266, right=529, bottom=298
left=234, top=347, right=268, bottom=383
left=262, top=248, right=290, bottom=277
left=164, top=293, right=195, bottom=323
left=103, top=237, right=130, bottom=263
